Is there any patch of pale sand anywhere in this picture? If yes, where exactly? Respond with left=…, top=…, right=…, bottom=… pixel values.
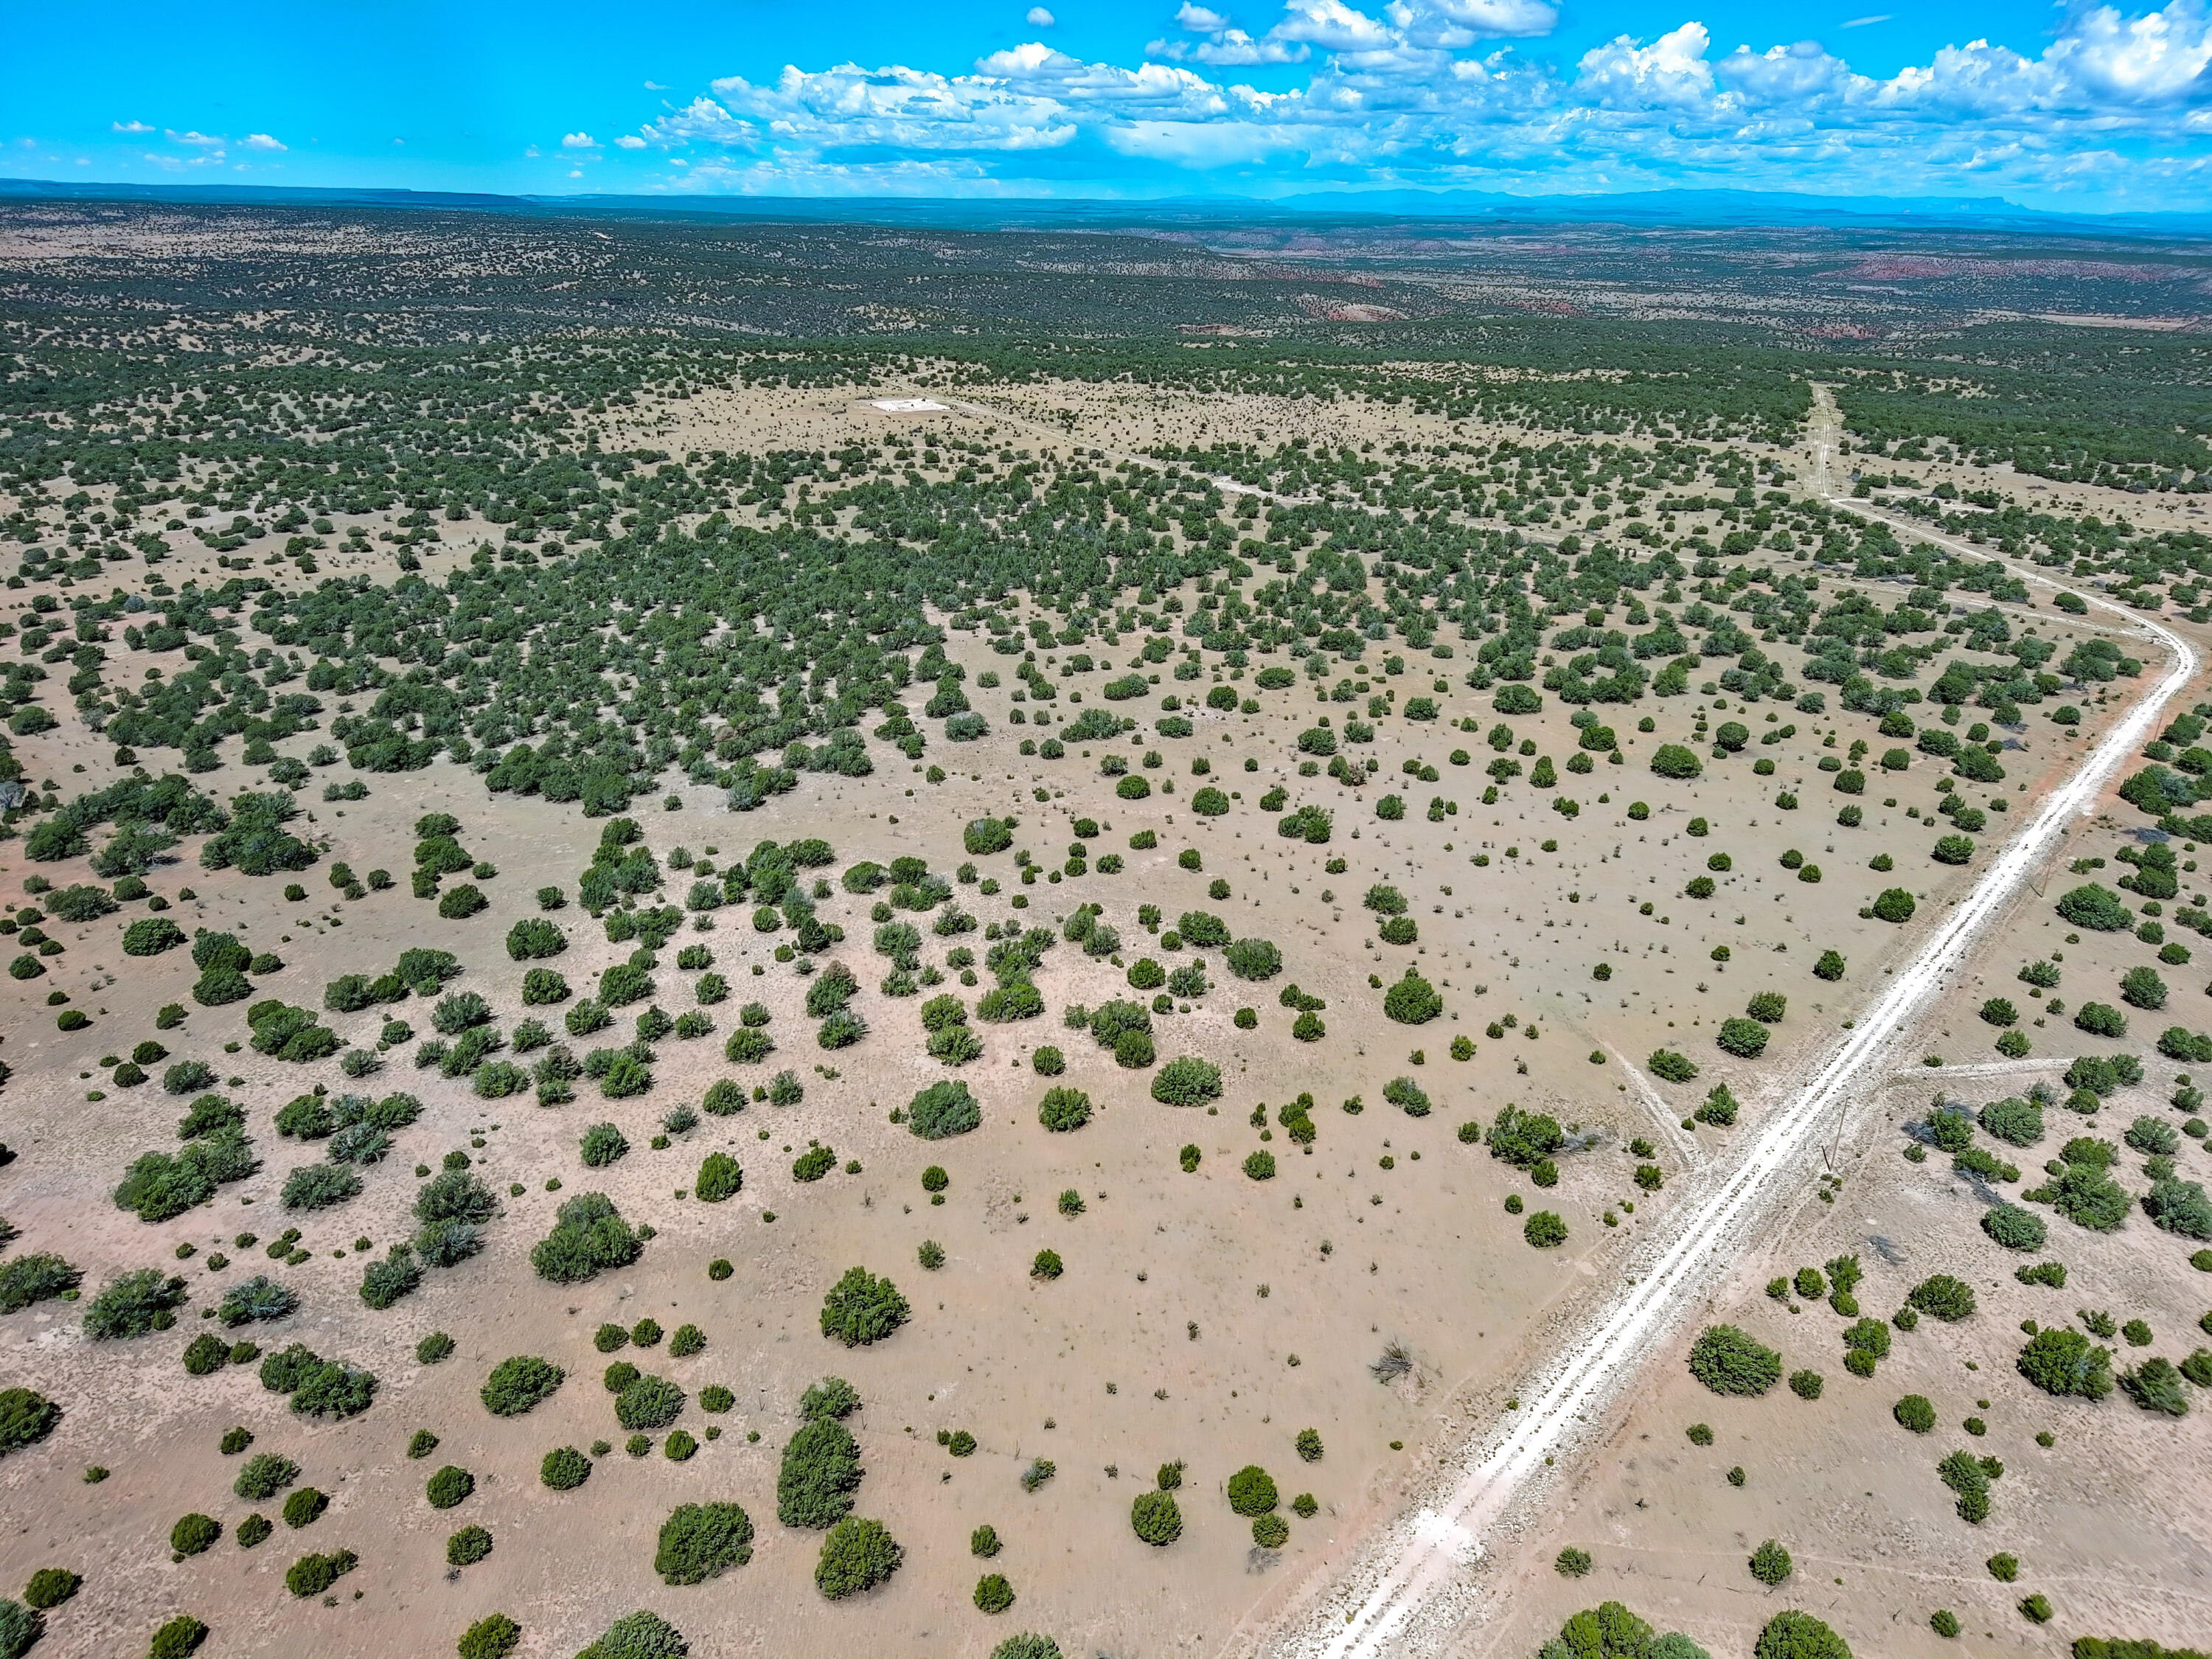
left=0, top=497, right=2188, bottom=1656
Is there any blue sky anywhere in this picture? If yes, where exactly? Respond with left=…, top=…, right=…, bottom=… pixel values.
left=5, top=0, right=2210, bottom=208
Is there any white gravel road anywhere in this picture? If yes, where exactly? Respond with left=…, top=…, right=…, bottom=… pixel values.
left=1266, top=390, right=2199, bottom=1659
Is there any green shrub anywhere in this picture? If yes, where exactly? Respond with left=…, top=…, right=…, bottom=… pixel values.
left=21, top=1570, right=77, bottom=1613
left=1788, top=1370, right=1823, bottom=1400
left=234, top=1451, right=299, bottom=1500
left=1650, top=744, right=1703, bottom=779
left=1753, top=1610, right=1850, bottom=1659
left=1224, top=938, right=1283, bottom=980
left=1909, top=1276, right=1977, bottom=1322
left=1252, top=1513, right=1290, bottom=1548
left=182, top=1332, right=231, bottom=1375
left=481, top=1355, right=563, bottom=1416
left=426, top=1464, right=475, bottom=1509
left=82, top=1274, right=188, bottom=1336
left=521, top=968, right=571, bottom=1005
left=616, top=1375, right=684, bottom=1431
left=541, top=1446, right=591, bottom=1489
left=2056, top=884, right=2133, bottom=931
left=2017, top=1327, right=2113, bottom=1399
left=819, top=1267, right=908, bottom=1347
left=1688, top=1326, right=1781, bottom=1396
left=695, top=1152, right=742, bottom=1203
left=1980, top=1097, right=2043, bottom=1147
left=1382, top=969, right=1441, bottom=1024
left=279, top=1161, right=362, bottom=1212
left=1750, top=1540, right=1793, bottom=1585
left=1227, top=1464, right=1279, bottom=1516
left=147, top=1615, right=207, bottom=1658
left=123, top=917, right=188, bottom=956
left=0, top=1601, right=41, bottom=1659
left=779, top=1416, right=863, bottom=1529
left=169, top=1513, right=222, bottom=1557
left=1384, top=1077, right=1431, bottom=1116
left=1649, top=1049, right=1700, bottom=1083
left=1894, top=1394, right=1936, bottom=1433
left=506, top=917, right=566, bottom=961
left=456, top=1614, right=522, bottom=1659
left=530, top=1192, right=641, bottom=1284
left=1717, top=1018, right=1770, bottom=1058
left=1524, top=1211, right=1568, bottom=1247
left=573, top=1610, right=686, bottom=1659
left=1871, top=888, right=1916, bottom=923
left=655, top=1501, right=755, bottom=1584
left=1150, top=1057, right=1221, bottom=1106
left=1131, top=1489, right=1183, bottom=1545
left=975, top=1572, right=1016, bottom=1613
left=2144, top=1178, right=2212, bottom=1240
left=815, top=1517, right=901, bottom=1600
left=2121, top=1357, right=2190, bottom=1415
left=283, top=1549, right=358, bottom=1598
left=2074, top=1001, right=2129, bottom=1039
left=1555, top=1547, right=1593, bottom=1578
left=282, top=1486, right=328, bottom=1528
left=1982, top=1204, right=2047, bottom=1251
left=907, top=1079, right=980, bottom=1140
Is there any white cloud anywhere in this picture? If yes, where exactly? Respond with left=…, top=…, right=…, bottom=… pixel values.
left=167, top=129, right=223, bottom=147
left=112, top=119, right=153, bottom=133
left=644, top=79, right=668, bottom=89
left=616, top=133, right=647, bottom=148
left=524, top=144, right=541, bottom=157
left=562, top=131, right=598, bottom=147
left=2049, top=0, right=2212, bottom=102
left=1151, top=1, right=1312, bottom=63
left=1154, top=27, right=1310, bottom=63
left=1272, top=0, right=1395, bottom=52
left=1026, top=5, right=1056, bottom=24
left=1716, top=40, right=1862, bottom=109
left=640, top=0, right=2212, bottom=207
left=241, top=133, right=285, bottom=151
left=1575, top=22, right=1717, bottom=109
left=1416, top=0, right=1555, bottom=39
left=1841, top=14, right=1891, bottom=27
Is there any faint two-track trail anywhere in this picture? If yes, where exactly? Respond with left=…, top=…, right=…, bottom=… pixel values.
left=1260, top=384, right=2199, bottom=1659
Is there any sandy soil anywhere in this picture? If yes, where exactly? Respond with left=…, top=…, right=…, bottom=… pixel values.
left=4, top=372, right=2209, bottom=1659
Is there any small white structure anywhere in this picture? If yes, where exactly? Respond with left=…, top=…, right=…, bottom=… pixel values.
left=869, top=397, right=950, bottom=414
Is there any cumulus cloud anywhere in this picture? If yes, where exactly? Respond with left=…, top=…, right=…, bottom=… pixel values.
left=616, top=133, right=647, bottom=148
left=1419, top=0, right=1557, bottom=37
left=1575, top=21, right=1717, bottom=108
left=562, top=131, right=598, bottom=147
left=241, top=133, right=286, bottom=151
left=2051, top=0, right=2212, bottom=102
left=167, top=129, right=223, bottom=147
left=1026, top=5, right=1056, bottom=23
left=632, top=0, right=2212, bottom=205
left=111, top=119, right=153, bottom=133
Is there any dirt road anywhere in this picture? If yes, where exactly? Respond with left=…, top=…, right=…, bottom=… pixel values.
left=1261, top=386, right=2199, bottom=1659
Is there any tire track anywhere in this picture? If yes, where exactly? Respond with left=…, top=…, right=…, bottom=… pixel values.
left=1265, top=387, right=2199, bottom=1659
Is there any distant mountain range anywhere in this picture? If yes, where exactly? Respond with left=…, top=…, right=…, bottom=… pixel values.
left=5, top=175, right=2210, bottom=239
